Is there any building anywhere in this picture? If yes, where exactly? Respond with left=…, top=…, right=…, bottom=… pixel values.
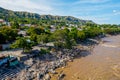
left=0, top=44, right=11, bottom=50
left=18, top=30, right=27, bottom=36
left=0, top=19, right=4, bottom=23
left=0, top=55, right=19, bottom=67
left=20, top=24, right=31, bottom=27
left=0, top=19, right=11, bottom=26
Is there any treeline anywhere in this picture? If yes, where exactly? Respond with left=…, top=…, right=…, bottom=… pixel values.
left=1, top=23, right=120, bottom=51
left=11, top=24, right=120, bottom=52
left=0, top=27, right=18, bottom=44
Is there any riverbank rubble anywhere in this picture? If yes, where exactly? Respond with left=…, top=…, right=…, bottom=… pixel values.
left=0, top=38, right=101, bottom=80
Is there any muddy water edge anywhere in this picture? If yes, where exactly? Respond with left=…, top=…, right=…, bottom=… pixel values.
left=50, top=35, right=120, bottom=80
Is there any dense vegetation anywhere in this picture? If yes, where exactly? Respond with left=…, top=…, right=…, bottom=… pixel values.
left=0, top=7, right=120, bottom=52
left=11, top=24, right=120, bottom=51
left=0, top=27, right=18, bottom=44
left=0, top=22, right=120, bottom=52
left=11, top=37, right=34, bottom=52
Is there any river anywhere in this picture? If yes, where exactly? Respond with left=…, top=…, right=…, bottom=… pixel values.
left=51, top=35, right=120, bottom=80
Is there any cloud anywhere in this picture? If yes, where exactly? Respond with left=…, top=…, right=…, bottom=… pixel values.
left=75, top=0, right=110, bottom=4
left=113, top=10, right=117, bottom=13
left=79, top=13, right=114, bottom=24
left=114, top=12, right=120, bottom=15
left=0, top=0, right=119, bottom=24
left=0, top=0, right=53, bottom=14
left=71, top=1, right=120, bottom=16
left=80, top=16, right=110, bottom=24
left=113, top=10, right=120, bottom=15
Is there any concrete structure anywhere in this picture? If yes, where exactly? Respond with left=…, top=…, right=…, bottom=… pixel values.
left=18, top=30, right=27, bottom=36
left=0, top=44, right=11, bottom=50
left=0, top=19, right=11, bottom=26
left=20, top=24, right=31, bottom=27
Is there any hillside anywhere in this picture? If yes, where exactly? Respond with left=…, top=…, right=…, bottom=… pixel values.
left=0, top=7, right=93, bottom=25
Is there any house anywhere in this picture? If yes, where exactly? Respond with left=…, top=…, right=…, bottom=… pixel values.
left=0, top=19, right=11, bottom=26
left=0, top=19, right=5, bottom=26
left=0, top=19, right=4, bottom=23
left=0, top=55, right=19, bottom=67
left=18, top=30, right=27, bottom=36
left=50, top=25, right=55, bottom=28
left=0, top=44, right=11, bottom=50
left=50, top=28, right=56, bottom=32
left=20, top=24, right=31, bottom=27
left=50, top=25, right=56, bottom=32
left=5, top=22, right=11, bottom=26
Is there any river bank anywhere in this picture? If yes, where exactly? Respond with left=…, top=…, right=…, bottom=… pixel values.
left=0, top=35, right=101, bottom=80
left=50, top=35, right=120, bottom=80
left=1, top=34, right=119, bottom=80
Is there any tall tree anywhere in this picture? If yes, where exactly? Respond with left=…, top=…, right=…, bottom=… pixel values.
left=11, top=37, right=33, bottom=52
left=11, top=21, right=20, bottom=29
left=0, top=32, right=6, bottom=44
left=51, top=28, right=75, bottom=49
left=37, top=34, right=49, bottom=44
left=0, top=27, right=18, bottom=43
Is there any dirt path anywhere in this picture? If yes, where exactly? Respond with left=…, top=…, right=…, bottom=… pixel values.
left=51, top=35, right=120, bottom=80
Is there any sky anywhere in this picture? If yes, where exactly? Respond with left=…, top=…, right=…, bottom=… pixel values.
left=0, top=0, right=120, bottom=24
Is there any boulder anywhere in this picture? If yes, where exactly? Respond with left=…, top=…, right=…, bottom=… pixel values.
left=49, top=69, right=57, bottom=74
left=58, top=73, right=66, bottom=80
left=44, top=74, right=51, bottom=80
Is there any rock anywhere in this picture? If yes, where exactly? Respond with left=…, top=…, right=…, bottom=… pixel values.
left=58, top=73, right=66, bottom=80
left=49, top=69, right=57, bottom=74
left=61, top=67, right=65, bottom=69
left=44, top=53, right=50, bottom=60
left=24, top=58, right=33, bottom=66
left=38, top=72, right=44, bottom=79
left=6, top=47, right=83, bottom=80
left=44, top=74, right=51, bottom=80
left=68, top=59, right=73, bottom=62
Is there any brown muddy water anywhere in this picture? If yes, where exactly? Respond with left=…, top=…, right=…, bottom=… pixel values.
left=51, top=35, right=120, bottom=80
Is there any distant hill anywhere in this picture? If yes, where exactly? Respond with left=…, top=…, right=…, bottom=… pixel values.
left=0, top=7, right=94, bottom=25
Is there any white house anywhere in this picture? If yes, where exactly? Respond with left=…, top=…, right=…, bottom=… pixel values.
left=18, top=30, right=27, bottom=36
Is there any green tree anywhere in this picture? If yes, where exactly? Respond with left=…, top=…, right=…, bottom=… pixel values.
left=0, top=32, right=6, bottom=44
left=77, top=31, right=86, bottom=40
left=30, top=34, right=38, bottom=42
left=27, top=27, right=45, bottom=35
left=0, top=27, right=18, bottom=42
left=11, top=37, right=33, bottom=52
left=69, top=28, right=78, bottom=40
left=11, top=21, right=20, bottom=29
left=51, top=29, right=75, bottom=49
left=83, top=27, right=102, bottom=38
left=37, top=34, right=49, bottom=44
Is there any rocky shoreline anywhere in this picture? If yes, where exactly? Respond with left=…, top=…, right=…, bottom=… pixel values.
left=13, top=48, right=83, bottom=80
left=0, top=37, right=102, bottom=80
